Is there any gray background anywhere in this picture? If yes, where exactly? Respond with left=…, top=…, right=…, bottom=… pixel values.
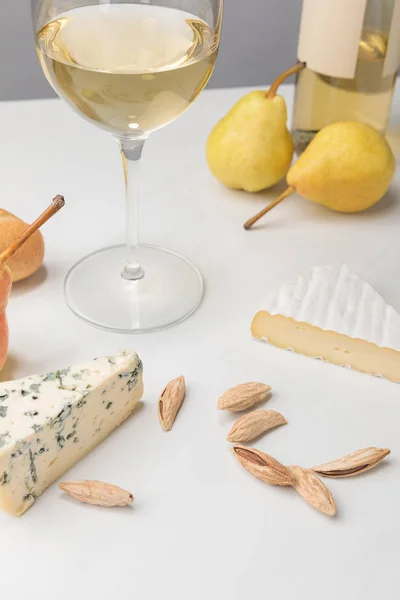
left=0, top=0, right=302, bottom=101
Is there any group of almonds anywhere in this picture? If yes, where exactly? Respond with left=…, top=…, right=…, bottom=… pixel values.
left=59, top=376, right=390, bottom=515
left=218, top=381, right=390, bottom=517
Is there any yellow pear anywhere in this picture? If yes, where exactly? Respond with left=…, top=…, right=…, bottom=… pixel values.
left=245, top=121, right=396, bottom=229
left=206, top=63, right=306, bottom=193
left=206, top=92, right=294, bottom=192
left=289, top=121, right=395, bottom=212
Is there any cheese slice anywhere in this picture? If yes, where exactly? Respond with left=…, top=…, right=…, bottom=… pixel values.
left=252, top=264, right=400, bottom=382
left=0, top=350, right=143, bottom=515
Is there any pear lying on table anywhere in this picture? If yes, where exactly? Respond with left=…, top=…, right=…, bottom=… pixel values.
left=0, top=195, right=64, bottom=371
left=0, top=209, right=45, bottom=282
left=206, top=63, right=305, bottom=193
left=245, top=121, right=396, bottom=229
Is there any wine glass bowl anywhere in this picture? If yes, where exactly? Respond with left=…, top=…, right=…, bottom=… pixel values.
left=35, top=3, right=220, bottom=138
left=32, top=0, right=223, bottom=332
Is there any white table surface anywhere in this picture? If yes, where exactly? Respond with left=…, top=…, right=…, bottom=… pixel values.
left=1, top=83, right=400, bottom=599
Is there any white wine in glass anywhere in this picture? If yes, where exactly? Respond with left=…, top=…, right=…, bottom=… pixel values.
left=32, top=0, right=223, bottom=332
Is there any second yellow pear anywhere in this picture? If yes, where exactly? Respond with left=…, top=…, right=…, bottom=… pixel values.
left=288, top=121, right=395, bottom=213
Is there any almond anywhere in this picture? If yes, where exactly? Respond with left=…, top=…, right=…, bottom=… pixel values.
left=227, top=409, right=286, bottom=442
left=158, top=376, right=186, bottom=431
left=59, top=480, right=134, bottom=507
left=312, top=447, right=390, bottom=478
left=288, top=466, right=336, bottom=516
left=232, top=445, right=295, bottom=486
left=218, top=382, right=271, bottom=412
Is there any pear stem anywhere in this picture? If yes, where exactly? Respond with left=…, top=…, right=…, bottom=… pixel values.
left=266, top=62, right=306, bottom=99
left=244, top=187, right=295, bottom=230
left=0, top=194, right=65, bottom=268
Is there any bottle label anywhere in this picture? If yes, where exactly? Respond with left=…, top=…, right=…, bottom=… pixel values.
left=298, top=0, right=400, bottom=78
left=384, top=0, right=400, bottom=75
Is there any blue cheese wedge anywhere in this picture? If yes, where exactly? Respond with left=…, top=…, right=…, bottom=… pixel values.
left=0, top=350, right=143, bottom=515
left=252, top=264, right=400, bottom=382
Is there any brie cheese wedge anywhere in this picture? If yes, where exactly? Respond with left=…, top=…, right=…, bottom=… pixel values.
left=252, top=264, right=400, bottom=382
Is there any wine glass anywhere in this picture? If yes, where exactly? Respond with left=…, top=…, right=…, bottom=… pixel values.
left=31, top=0, right=223, bottom=332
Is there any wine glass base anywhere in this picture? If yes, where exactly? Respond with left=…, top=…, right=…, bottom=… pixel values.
left=64, top=244, right=204, bottom=333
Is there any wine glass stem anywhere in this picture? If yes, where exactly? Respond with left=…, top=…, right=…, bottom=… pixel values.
left=119, top=137, right=146, bottom=281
